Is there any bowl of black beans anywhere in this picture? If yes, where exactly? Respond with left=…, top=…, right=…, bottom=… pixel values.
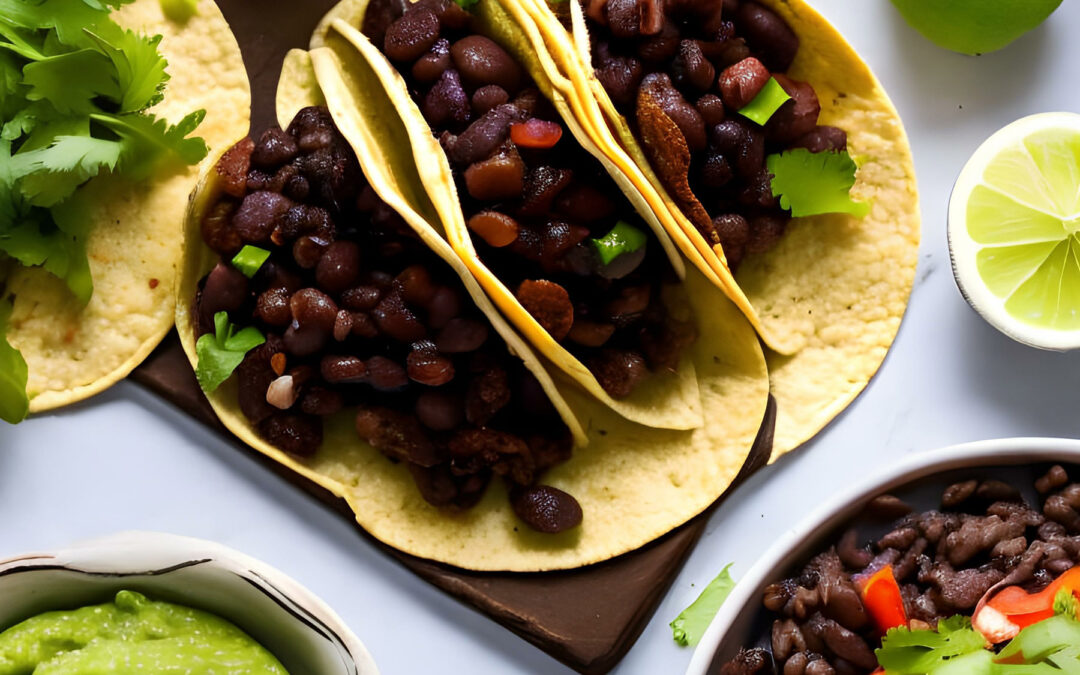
left=686, top=437, right=1080, bottom=675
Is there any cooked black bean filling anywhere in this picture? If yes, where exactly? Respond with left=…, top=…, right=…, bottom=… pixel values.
left=196, top=107, right=580, bottom=534
left=584, top=0, right=847, bottom=270
left=363, top=0, right=697, bottom=400
left=721, top=467, right=1080, bottom=674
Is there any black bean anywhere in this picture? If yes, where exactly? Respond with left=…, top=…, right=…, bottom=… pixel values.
left=767, top=75, right=820, bottom=143
left=215, top=138, right=253, bottom=199
left=426, top=286, right=461, bottom=329
left=737, top=1, right=799, bottom=72
left=373, top=291, right=427, bottom=342
left=251, top=126, right=298, bottom=170
left=436, top=317, right=489, bottom=353
left=592, top=42, right=644, bottom=107
left=512, top=485, right=583, bottom=534
left=356, top=406, right=442, bottom=466
left=637, top=19, right=680, bottom=63
left=472, top=84, right=509, bottom=116
left=260, top=413, right=322, bottom=457
left=639, top=73, right=706, bottom=152
left=320, top=355, right=366, bottom=383
left=412, top=38, right=451, bottom=83
left=518, top=166, right=573, bottom=217
left=300, top=386, right=344, bottom=416
left=283, top=322, right=327, bottom=357
left=199, top=262, right=248, bottom=325
left=341, top=285, right=383, bottom=311
left=233, top=191, right=294, bottom=245
left=718, top=57, right=770, bottom=111
left=290, top=288, right=338, bottom=332
left=315, top=241, right=362, bottom=294
left=287, top=106, right=336, bottom=152
left=395, top=264, right=437, bottom=307
left=696, top=94, right=726, bottom=127
left=465, top=364, right=510, bottom=425
left=423, top=68, right=471, bottom=130
left=589, top=349, right=647, bottom=399
left=365, top=355, right=409, bottom=391
left=407, top=342, right=455, bottom=386
left=384, top=7, right=440, bottom=62
left=792, top=126, right=847, bottom=153
left=445, top=104, right=520, bottom=166
left=739, top=168, right=779, bottom=209
left=255, top=287, right=291, bottom=327
left=451, top=35, right=524, bottom=92
left=746, top=214, right=788, bottom=254
left=672, top=40, right=716, bottom=94
left=700, top=151, right=733, bottom=188
left=555, top=183, right=616, bottom=223
left=710, top=119, right=764, bottom=177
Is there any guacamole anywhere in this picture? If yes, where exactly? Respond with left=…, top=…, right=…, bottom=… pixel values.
left=0, top=590, right=289, bottom=674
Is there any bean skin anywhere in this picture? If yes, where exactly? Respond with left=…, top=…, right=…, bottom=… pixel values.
left=512, top=485, right=583, bottom=534
left=737, top=1, right=799, bottom=72
left=384, top=7, right=441, bottom=63
left=451, top=35, right=524, bottom=92
left=718, top=57, right=771, bottom=111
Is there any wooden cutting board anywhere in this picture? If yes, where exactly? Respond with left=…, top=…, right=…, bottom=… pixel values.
left=133, top=3, right=777, bottom=672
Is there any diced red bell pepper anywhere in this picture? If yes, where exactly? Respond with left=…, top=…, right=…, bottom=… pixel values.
left=510, top=119, right=563, bottom=149
left=857, top=564, right=909, bottom=634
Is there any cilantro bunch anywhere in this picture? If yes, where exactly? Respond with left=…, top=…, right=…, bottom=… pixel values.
left=0, top=0, right=210, bottom=423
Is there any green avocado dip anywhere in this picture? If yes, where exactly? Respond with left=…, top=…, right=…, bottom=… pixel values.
left=0, top=591, right=289, bottom=674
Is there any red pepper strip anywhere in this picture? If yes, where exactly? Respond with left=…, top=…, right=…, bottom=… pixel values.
left=987, top=566, right=1080, bottom=624
left=857, top=564, right=908, bottom=634
left=510, top=119, right=563, bottom=149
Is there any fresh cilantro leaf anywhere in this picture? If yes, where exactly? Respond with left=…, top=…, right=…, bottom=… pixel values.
left=0, top=0, right=114, bottom=49
left=767, top=148, right=871, bottom=218
left=23, top=49, right=120, bottom=114
left=85, top=28, right=169, bottom=113
left=671, top=564, right=737, bottom=647
left=0, top=298, right=29, bottom=424
left=0, top=221, right=93, bottom=303
left=0, top=19, right=48, bottom=61
left=91, top=110, right=208, bottom=171
left=876, top=615, right=987, bottom=673
left=158, top=0, right=199, bottom=23
left=195, top=311, right=265, bottom=393
left=13, top=135, right=122, bottom=207
left=739, top=77, right=790, bottom=125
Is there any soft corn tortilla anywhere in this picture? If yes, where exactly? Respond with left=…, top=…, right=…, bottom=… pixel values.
left=177, top=40, right=769, bottom=571
left=318, top=1, right=709, bottom=432
left=3, top=0, right=250, bottom=413
left=530, top=0, right=921, bottom=459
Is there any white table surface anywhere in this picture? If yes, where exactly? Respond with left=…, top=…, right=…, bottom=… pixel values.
left=5, top=2, right=1080, bottom=673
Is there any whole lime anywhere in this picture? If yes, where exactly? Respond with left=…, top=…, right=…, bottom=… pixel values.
left=890, top=0, right=1063, bottom=55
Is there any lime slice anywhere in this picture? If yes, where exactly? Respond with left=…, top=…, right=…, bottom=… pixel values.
left=949, top=113, right=1080, bottom=350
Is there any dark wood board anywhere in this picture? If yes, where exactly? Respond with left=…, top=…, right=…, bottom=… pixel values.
left=131, top=2, right=777, bottom=672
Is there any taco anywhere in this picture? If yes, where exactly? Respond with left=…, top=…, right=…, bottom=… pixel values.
left=309, top=0, right=727, bottom=432
left=0, top=0, right=250, bottom=418
left=513, top=0, right=921, bottom=458
left=176, top=41, right=769, bottom=570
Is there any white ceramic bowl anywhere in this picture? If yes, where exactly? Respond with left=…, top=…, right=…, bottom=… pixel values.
left=0, top=532, right=379, bottom=675
left=685, top=437, right=1080, bottom=675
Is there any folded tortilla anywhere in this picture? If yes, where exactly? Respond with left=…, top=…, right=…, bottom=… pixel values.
left=314, top=0, right=723, bottom=432
left=175, top=36, right=769, bottom=571
left=484, top=0, right=921, bottom=459
left=3, top=0, right=250, bottom=413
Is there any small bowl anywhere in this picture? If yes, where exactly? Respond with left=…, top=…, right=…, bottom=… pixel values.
left=685, top=437, right=1080, bottom=675
left=0, top=532, right=379, bottom=675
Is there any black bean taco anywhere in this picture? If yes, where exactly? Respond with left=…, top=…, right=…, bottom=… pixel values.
left=310, top=0, right=734, bottom=433
left=508, top=0, right=921, bottom=459
left=174, top=27, right=769, bottom=571
left=0, top=0, right=249, bottom=419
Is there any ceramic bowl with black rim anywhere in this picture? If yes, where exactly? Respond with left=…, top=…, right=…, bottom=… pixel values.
left=685, top=437, right=1080, bottom=675
left=0, top=531, right=379, bottom=674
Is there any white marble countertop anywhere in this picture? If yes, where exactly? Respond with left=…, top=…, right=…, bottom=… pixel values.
left=4, top=1, right=1080, bottom=673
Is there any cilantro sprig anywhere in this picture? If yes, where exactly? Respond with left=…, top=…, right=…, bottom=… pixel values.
left=671, top=564, right=737, bottom=647
left=195, top=311, right=265, bottom=393
left=0, top=0, right=208, bottom=303
left=767, top=148, right=871, bottom=218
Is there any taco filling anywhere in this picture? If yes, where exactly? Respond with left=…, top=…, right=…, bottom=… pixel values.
left=581, top=0, right=853, bottom=269
left=194, top=107, right=581, bottom=534
left=360, top=0, right=698, bottom=401
left=720, top=467, right=1080, bottom=674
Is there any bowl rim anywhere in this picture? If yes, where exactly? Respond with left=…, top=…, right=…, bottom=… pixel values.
left=0, top=531, right=379, bottom=675
left=685, top=436, right=1080, bottom=675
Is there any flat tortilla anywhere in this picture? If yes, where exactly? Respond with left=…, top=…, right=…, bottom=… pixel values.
left=176, top=34, right=769, bottom=571
left=529, top=0, right=921, bottom=459
left=3, top=0, right=250, bottom=413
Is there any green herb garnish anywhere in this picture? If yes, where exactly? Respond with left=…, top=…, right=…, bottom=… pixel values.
left=159, top=0, right=199, bottom=22
left=590, top=221, right=647, bottom=266
left=875, top=615, right=987, bottom=673
left=453, top=0, right=479, bottom=8
left=1, top=0, right=208, bottom=305
left=0, top=298, right=29, bottom=424
left=767, top=148, right=871, bottom=218
left=998, top=614, right=1080, bottom=670
left=195, top=311, right=265, bottom=393
left=738, top=77, right=790, bottom=125
left=231, top=245, right=270, bottom=279
left=670, top=564, right=736, bottom=647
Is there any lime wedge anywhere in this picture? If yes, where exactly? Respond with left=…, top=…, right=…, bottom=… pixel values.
left=949, top=113, right=1080, bottom=350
